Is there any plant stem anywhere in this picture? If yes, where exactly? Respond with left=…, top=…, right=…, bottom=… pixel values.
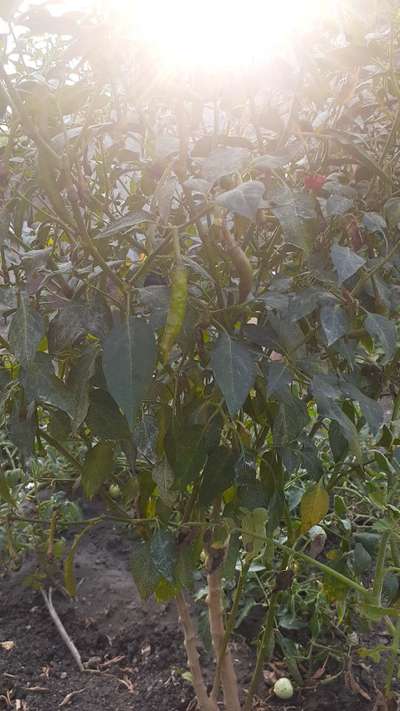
left=211, top=559, right=250, bottom=700
left=207, top=566, right=241, bottom=711
left=385, top=616, right=400, bottom=697
left=175, top=591, right=218, bottom=711
left=373, top=531, right=391, bottom=605
left=244, top=590, right=279, bottom=711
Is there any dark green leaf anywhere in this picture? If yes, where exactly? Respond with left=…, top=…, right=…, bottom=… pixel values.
left=211, top=333, right=257, bottom=415
left=320, top=303, right=349, bottom=345
left=199, top=447, right=237, bottom=506
left=102, top=318, right=156, bottom=429
left=9, top=296, right=45, bottom=366
left=131, top=539, right=161, bottom=600
left=331, top=244, right=365, bottom=284
left=150, top=528, right=177, bottom=584
left=326, top=194, right=353, bottom=217
left=364, top=313, right=397, bottom=363
left=22, top=353, right=74, bottom=417
left=86, top=388, right=130, bottom=439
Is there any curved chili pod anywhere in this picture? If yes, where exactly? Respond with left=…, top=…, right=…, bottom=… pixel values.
left=160, top=230, right=188, bottom=364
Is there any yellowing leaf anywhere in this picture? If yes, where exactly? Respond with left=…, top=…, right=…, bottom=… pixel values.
left=300, top=484, right=329, bottom=534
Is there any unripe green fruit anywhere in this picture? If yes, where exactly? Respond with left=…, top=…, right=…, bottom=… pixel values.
left=273, top=677, right=294, bottom=700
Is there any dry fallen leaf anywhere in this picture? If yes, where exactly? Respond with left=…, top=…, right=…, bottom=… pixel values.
left=0, top=641, right=15, bottom=651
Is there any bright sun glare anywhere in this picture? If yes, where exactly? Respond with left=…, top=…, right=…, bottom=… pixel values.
left=67, top=0, right=340, bottom=71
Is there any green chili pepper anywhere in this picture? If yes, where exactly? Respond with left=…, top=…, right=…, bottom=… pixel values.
left=160, top=229, right=187, bottom=364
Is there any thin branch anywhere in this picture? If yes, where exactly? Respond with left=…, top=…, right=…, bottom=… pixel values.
left=41, top=587, right=84, bottom=672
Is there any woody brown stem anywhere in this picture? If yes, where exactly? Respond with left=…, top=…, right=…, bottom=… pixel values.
left=176, top=591, right=218, bottom=711
left=207, top=567, right=241, bottom=711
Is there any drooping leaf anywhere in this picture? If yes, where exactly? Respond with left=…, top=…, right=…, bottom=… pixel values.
left=22, top=353, right=74, bottom=417
left=364, top=313, right=397, bottom=363
left=362, top=212, right=386, bottom=236
left=0, top=472, right=16, bottom=506
left=102, top=318, right=156, bottom=429
left=150, top=528, right=177, bottom=584
left=384, top=197, right=400, bottom=229
left=326, top=194, right=353, bottom=217
left=48, top=301, right=111, bottom=354
left=320, top=303, right=349, bottom=345
left=300, top=484, right=329, bottom=533
left=67, top=344, right=98, bottom=431
left=165, top=424, right=208, bottom=486
left=353, top=542, right=372, bottom=576
left=201, top=147, right=250, bottom=185
left=86, top=388, right=130, bottom=440
left=269, top=186, right=316, bottom=250
left=97, top=210, right=153, bottom=239
left=216, top=180, right=265, bottom=220
left=266, top=362, right=292, bottom=397
left=9, top=296, right=45, bottom=366
left=199, top=447, right=237, bottom=506
left=330, top=244, right=365, bottom=284
left=343, top=382, right=384, bottom=435
left=81, top=442, right=114, bottom=499
left=241, top=508, right=268, bottom=557
left=210, top=333, right=257, bottom=415
left=152, top=458, right=176, bottom=506
left=131, top=539, right=161, bottom=600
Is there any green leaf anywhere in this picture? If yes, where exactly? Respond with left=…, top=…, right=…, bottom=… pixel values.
left=384, top=197, right=400, bottom=229
left=210, top=333, right=257, bottom=415
left=152, top=458, right=176, bottom=506
left=0, top=472, right=16, bottom=506
left=102, top=318, right=156, bottom=429
left=199, top=447, right=237, bottom=506
left=216, top=180, right=265, bottom=220
left=362, top=212, right=386, bottom=236
left=326, top=194, right=353, bottom=217
left=86, top=388, right=130, bottom=440
left=331, top=244, right=365, bottom=284
left=320, top=303, right=349, bottom=346
left=165, top=424, right=208, bottom=486
left=131, top=539, right=161, bottom=600
left=269, top=186, right=316, bottom=250
left=241, top=507, right=268, bottom=557
left=9, top=296, right=45, bottom=366
left=67, top=344, right=98, bottom=431
left=22, top=353, right=74, bottom=417
left=300, top=484, right=329, bottom=533
left=329, top=420, right=348, bottom=462
left=81, top=442, right=114, bottom=499
left=150, top=528, right=177, bottom=584
left=353, top=542, right=372, bottom=575
left=201, top=147, right=250, bottom=185
left=48, top=300, right=111, bottom=354
left=97, top=210, right=153, bottom=239
left=343, top=382, right=383, bottom=435
left=266, top=362, right=292, bottom=396
left=364, top=313, right=397, bottom=364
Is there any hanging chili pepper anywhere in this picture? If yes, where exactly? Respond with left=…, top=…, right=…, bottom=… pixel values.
left=221, top=225, right=253, bottom=302
left=160, top=228, right=188, bottom=364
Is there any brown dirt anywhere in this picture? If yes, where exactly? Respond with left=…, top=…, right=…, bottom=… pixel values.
left=0, top=521, right=397, bottom=711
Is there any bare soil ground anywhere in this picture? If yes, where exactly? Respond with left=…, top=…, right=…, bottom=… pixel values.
left=0, top=521, right=397, bottom=710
